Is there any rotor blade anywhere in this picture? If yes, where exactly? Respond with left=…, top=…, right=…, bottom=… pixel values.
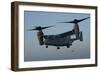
left=58, top=21, right=74, bottom=23
left=77, top=17, right=90, bottom=22
left=58, top=17, right=90, bottom=24
left=27, top=25, right=55, bottom=31
left=27, top=29, right=37, bottom=31
left=42, top=25, right=55, bottom=29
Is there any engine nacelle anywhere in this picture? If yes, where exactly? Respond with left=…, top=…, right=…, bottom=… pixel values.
left=37, top=30, right=44, bottom=45
left=73, top=23, right=80, bottom=39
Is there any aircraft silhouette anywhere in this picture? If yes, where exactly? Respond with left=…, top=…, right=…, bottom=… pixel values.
left=28, top=17, right=90, bottom=49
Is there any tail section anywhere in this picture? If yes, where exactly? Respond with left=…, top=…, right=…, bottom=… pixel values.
left=79, top=32, right=83, bottom=41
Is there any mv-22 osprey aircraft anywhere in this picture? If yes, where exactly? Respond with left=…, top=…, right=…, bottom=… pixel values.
left=28, top=17, right=90, bottom=49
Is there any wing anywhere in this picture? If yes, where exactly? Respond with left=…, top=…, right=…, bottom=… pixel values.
left=59, top=30, right=74, bottom=37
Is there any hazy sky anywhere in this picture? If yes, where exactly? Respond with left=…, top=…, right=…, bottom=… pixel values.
left=24, top=11, right=90, bottom=62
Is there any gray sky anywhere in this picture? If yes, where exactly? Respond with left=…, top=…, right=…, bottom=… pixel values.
left=24, top=11, right=90, bottom=62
